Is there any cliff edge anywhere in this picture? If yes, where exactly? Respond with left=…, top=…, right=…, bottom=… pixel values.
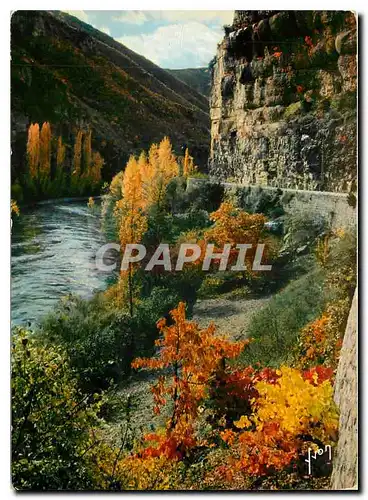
left=330, top=289, right=358, bottom=490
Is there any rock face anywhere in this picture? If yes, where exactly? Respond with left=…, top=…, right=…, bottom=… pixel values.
left=209, top=11, right=357, bottom=192
left=330, top=289, right=358, bottom=490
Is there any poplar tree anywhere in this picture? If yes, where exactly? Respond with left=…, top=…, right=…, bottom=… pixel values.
left=39, top=122, right=51, bottom=176
left=27, top=123, right=40, bottom=179
left=73, top=129, right=83, bottom=176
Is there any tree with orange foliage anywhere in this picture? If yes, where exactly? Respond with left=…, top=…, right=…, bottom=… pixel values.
left=204, top=202, right=268, bottom=271
left=73, top=129, right=83, bottom=176
left=39, top=122, right=51, bottom=177
left=132, top=302, right=248, bottom=458
left=114, top=156, right=147, bottom=314
left=27, top=123, right=40, bottom=179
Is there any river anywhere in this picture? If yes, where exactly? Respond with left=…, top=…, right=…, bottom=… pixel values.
left=11, top=201, right=111, bottom=327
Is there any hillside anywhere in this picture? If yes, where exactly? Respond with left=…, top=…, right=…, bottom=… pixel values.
left=166, top=67, right=211, bottom=97
left=11, top=10, right=210, bottom=186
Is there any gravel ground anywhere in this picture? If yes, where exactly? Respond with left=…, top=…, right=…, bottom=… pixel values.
left=192, top=295, right=271, bottom=341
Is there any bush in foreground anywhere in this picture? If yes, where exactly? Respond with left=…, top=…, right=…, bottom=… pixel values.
left=12, top=329, right=101, bottom=490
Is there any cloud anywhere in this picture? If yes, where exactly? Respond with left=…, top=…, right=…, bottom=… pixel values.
left=117, top=21, right=223, bottom=68
left=114, top=10, right=233, bottom=26
left=113, top=11, right=149, bottom=25
left=151, top=11, right=234, bottom=25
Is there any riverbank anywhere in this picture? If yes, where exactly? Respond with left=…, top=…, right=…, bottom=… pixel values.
left=20, top=195, right=102, bottom=209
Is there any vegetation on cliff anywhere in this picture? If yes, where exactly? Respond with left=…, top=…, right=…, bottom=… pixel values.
left=209, top=10, right=357, bottom=192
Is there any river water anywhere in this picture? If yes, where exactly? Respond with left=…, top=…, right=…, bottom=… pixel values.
left=11, top=201, right=110, bottom=327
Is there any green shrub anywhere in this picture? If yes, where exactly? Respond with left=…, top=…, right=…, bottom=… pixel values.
left=39, top=287, right=182, bottom=393
left=234, top=186, right=285, bottom=218
left=133, top=286, right=181, bottom=352
left=140, top=268, right=203, bottom=314
left=169, top=210, right=210, bottom=242
left=165, top=176, right=188, bottom=213
left=142, top=206, right=176, bottom=247
left=12, top=329, right=101, bottom=490
left=101, top=192, right=119, bottom=240
left=39, top=295, right=134, bottom=392
left=324, top=229, right=357, bottom=301
left=165, top=178, right=224, bottom=215
left=238, top=269, right=327, bottom=368
left=282, top=212, right=329, bottom=254
left=11, top=182, right=24, bottom=203
left=184, top=180, right=225, bottom=213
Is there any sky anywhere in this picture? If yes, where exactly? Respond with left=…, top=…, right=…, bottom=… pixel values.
left=64, top=10, right=234, bottom=69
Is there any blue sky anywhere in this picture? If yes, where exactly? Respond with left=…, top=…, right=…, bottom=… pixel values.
left=65, top=10, right=234, bottom=69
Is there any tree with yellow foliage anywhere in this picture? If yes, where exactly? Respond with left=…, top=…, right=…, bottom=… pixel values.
left=39, top=122, right=51, bottom=177
left=56, top=136, right=66, bottom=171
left=84, top=151, right=104, bottom=188
left=11, top=199, right=20, bottom=217
left=183, top=148, right=196, bottom=177
left=114, top=156, right=148, bottom=315
left=83, top=129, right=92, bottom=173
left=107, top=137, right=179, bottom=312
left=73, top=129, right=83, bottom=176
left=140, top=138, right=179, bottom=210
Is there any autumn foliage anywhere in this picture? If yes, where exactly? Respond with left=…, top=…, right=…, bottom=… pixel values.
left=25, top=122, right=104, bottom=198
left=131, top=302, right=247, bottom=458
left=64, top=294, right=337, bottom=490
left=106, top=137, right=180, bottom=310
left=26, top=123, right=40, bottom=179
left=204, top=201, right=269, bottom=270
left=119, top=302, right=337, bottom=488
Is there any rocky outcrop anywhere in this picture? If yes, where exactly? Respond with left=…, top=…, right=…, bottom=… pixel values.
left=209, top=11, right=357, bottom=192
left=330, top=289, right=358, bottom=490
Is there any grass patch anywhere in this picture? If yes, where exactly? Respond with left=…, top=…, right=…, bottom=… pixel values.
left=237, top=267, right=328, bottom=368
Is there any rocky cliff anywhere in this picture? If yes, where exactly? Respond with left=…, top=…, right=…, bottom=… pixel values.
left=209, top=11, right=357, bottom=192
left=330, top=289, right=358, bottom=490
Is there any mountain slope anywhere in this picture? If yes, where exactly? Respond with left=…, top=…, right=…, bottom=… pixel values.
left=165, top=68, right=211, bottom=97
left=11, top=10, right=210, bottom=182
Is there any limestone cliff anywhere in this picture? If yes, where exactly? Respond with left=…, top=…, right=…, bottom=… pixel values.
left=209, top=11, right=357, bottom=192
left=330, top=289, right=358, bottom=490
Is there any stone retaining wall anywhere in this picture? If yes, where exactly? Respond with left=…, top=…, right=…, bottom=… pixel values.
left=187, top=178, right=356, bottom=229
